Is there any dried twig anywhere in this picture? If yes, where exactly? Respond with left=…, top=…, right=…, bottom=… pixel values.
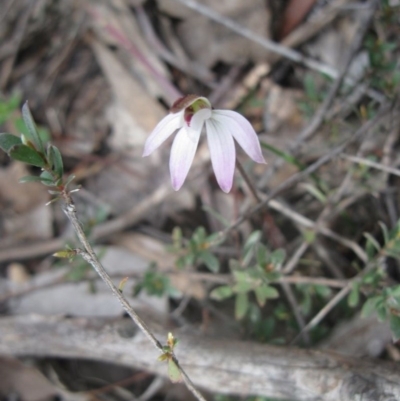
left=2, top=315, right=400, bottom=401
left=341, top=154, right=400, bottom=178
left=134, top=4, right=215, bottom=86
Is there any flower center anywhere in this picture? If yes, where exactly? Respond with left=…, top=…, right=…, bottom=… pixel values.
left=184, top=99, right=211, bottom=127
left=170, top=95, right=212, bottom=127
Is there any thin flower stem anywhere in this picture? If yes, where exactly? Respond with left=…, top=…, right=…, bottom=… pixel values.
left=60, top=189, right=207, bottom=401
left=236, top=160, right=261, bottom=203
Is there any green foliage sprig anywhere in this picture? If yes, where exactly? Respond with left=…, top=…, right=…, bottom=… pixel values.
left=347, top=220, right=400, bottom=340
left=170, top=226, right=222, bottom=273
left=0, top=101, right=74, bottom=202
left=210, top=231, right=285, bottom=320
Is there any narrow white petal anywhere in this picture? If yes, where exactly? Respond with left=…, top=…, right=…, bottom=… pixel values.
left=190, top=108, right=212, bottom=132
left=143, top=112, right=183, bottom=157
left=182, top=107, right=209, bottom=143
left=212, top=110, right=265, bottom=163
left=169, top=127, right=201, bottom=190
left=206, top=118, right=236, bottom=193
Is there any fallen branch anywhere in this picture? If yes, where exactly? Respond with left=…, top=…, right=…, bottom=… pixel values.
left=1, top=315, right=399, bottom=401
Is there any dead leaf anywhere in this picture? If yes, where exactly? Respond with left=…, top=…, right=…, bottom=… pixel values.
left=7, top=263, right=30, bottom=284
left=0, top=357, right=57, bottom=401
left=279, top=0, right=318, bottom=39
left=90, top=1, right=171, bottom=100
left=91, top=39, right=165, bottom=150
left=175, top=0, right=271, bottom=67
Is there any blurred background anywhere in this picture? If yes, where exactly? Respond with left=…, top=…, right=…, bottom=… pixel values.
left=0, top=1, right=400, bottom=401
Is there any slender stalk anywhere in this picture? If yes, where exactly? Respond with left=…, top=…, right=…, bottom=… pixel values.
left=61, top=189, right=207, bottom=401
left=236, top=160, right=261, bottom=203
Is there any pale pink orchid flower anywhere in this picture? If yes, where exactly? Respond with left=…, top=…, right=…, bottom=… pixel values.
left=142, top=95, right=266, bottom=193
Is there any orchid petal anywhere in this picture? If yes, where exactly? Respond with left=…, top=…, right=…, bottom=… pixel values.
left=206, top=118, right=236, bottom=193
left=185, top=108, right=211, bottom=141
left=169, top=127, right=201, bottom=190
left=212, top=110, right=265, bottom=163
left=190, top=108, right=212, bottom=130
left=143, top=112, right=183, bottom=157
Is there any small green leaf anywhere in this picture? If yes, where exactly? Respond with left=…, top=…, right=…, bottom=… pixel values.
left=19, top=175, right=43, bottom=183
left=389, top=285, right=400, bottom=298
left=232, top=270, right=254, bottom=293
left=210, top=285, right=233, bottom=300
left=53, top=249, right=77, bottom=258
left=233, top=280, right=253, bottom=294
left=168, top=359, right=181, bottom=383
left=301, top=183, right=327, bottom=203
left=158, top=353, right=169, bottom=362
left=390, top=315, right=400, bottom=342
left=9, top=144, right=46, bottom=167
left=48, top=145, right=63, bottom=178
left=348, top=283, right=360, bottom=307
left=379, top=222, right=389, bottom=244
left=303, top=229, right=316, bottom=244
left=270, top=249, right=286, bottom=268
left=193, top=226, right=206, bottom=244
left=206, top=232, right=225, bottom=246
left=199, top=251, right=219, bottom=273
left=0, top=133, right=22, bottom=152
left=40, top=170, right=56, bottom=186
left=254, top=285, right=279, bottom=306
left=256, top=243, right=268, bottom=267
left=235, top=293, right=249, bottom=320
left=304, top=74, right=318, bottom=101
left=243, top=231, right=262, bottom=264
left=232, top=270, right=249, bottom=283
left=364, top=233, right=381, bottom=258
left=244, top=231, right=262, bottom=249
left=314, top=284, right=332, bottom=298
left=22, top=101, right=44, bottom=153
left=361, top=295, right=382, bottom=317
left=376, top=302, right=388, bottom=322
